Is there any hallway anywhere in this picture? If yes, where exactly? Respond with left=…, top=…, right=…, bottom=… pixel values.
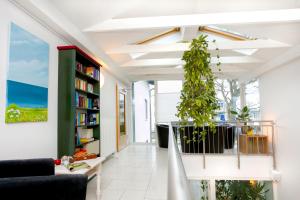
left=87, top=144, right=168, bottom=200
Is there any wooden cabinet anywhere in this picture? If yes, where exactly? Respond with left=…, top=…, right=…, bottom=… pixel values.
left=239, top=134, right=268, bottom=154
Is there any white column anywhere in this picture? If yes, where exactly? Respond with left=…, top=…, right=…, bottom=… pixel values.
left=239, top=82, right=246, bottom=108
left=96, top=164, right=102, bottom=200
left=273, top=181, right=279, bottom=200
left=154, top=81, right=159, bottom=147
left=209, top=179, right=216, bottom=200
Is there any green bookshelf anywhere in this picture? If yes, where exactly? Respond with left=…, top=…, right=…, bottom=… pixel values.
left=57, top=45, right=101, bottom=158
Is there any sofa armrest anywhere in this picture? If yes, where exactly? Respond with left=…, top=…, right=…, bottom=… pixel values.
left=0, top=158, right=54, bottom=178
left=0, top=174, right=88, bottom=200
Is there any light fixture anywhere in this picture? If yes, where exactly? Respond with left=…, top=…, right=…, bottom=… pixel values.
left=100, top=71, right=104, bottom=88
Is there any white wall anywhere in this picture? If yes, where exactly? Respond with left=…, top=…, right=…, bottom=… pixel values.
left=183, top=155, right=273, bottom=181
left=260, top=58, right=300, bottom=199
left=0, top=0, right=65, bottom=160
left=156, top=92, right=180, bottom=122
left=134, top=81, right=150, bottom=143
left=156, top=80, right=182, bottom=123
left=100, top=70, right=132, bottom=157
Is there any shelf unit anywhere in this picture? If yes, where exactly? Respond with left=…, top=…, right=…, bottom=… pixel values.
left=57, top=45, right=101, bottom=158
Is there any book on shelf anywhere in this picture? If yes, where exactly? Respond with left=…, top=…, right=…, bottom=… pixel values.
left=75, top=78, right=87, bottom=91
left=76, top=62, right=85, bottom=73
left=76, top=111, right=86, bottom=126
left=87, top=83, right=93, bottom=93
left=93, top=99, right=99, bottom=109
left=86, top=67, right=100, bottom=80
left=80, top=137, right=95, bottom=144
left=75, top=92, right=95, bottom=109
left=77, top=127, right=93, bottom=139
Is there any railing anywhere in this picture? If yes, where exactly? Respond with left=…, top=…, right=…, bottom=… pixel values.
left=165, top=121, right=276, bottom=200
left=165, top=121, right=276, bottom=169
left=167, top=124, right=194, bottom=200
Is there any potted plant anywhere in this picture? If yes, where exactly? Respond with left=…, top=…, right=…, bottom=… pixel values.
left=177, top=35, right=220, bottom=144
left=231, top=106, right=252, bottom=134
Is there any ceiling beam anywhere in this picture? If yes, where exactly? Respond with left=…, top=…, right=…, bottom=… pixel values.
left=135, top=27, right=180, bottom=44
left=126, top=65, right=248, bottom=75
left=130, top=74, right=184, bottom=81
left=181, top=26, right=199, bottom=41
left=107, top=39, right=289, bottom=54
left=122, top=56, right=262, bottom=67
left=200, top=26, right=248, bottom=41
left=84, top=9, right=300, bottom=32
left=130, top=72, right=242, bottom=81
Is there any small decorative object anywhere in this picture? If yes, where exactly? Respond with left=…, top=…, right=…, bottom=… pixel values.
left=6, top=23, right=49, bottom=123
left=61, top=156, right=74, bottom=167
left=231, top=106, right=251, bottom=134
left=247, top=127, right=254, bottom=136
left=54, top=159, right=61, bottom=165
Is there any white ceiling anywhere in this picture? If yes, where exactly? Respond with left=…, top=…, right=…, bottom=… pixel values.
left=43, top=0, right=300, bottom=81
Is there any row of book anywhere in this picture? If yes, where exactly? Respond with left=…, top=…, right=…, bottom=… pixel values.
left=75, top=112, right=100, bottom=126
left=76, top=128, right=94, bottom=145
left=75, top=92, right=96, bottom=109
left=75, top=78, right=95, bottom=93
left=86, top=67, right=100, bottom=80
left=76, top=62, right=85, bottom=73
left=76, top=112, right=86, bottom=126
left=75, top=78, right=87, bottom=91
left=76, top=62, right=100, bottom=81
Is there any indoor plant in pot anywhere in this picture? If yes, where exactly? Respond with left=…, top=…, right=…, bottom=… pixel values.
left=177, top=35, right=220, bottom=143
left=231, top=106, right=252, bottom=134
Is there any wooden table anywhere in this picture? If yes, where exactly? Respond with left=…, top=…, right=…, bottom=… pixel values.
left=239, top=134, right=268, bottom=154
left=55, top=157, right=105, bottom=200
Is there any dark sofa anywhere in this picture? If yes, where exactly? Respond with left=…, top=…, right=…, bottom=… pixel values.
left=0, top=158, right=88, bottom=200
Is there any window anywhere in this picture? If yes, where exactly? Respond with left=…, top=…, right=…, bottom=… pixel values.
left=157, top=80, right=182, bottom=93
left=215, top=79, right=241, bottom=121
left=245, top=80, right=260, bottom=120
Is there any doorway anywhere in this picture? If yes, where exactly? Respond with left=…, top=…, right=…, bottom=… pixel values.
left=116, top=84, right=128, bottom=151
left=132, top=81, right=155, bottom=143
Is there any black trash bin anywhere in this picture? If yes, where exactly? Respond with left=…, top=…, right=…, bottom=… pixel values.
left=156, top=124, right=169, bottom=148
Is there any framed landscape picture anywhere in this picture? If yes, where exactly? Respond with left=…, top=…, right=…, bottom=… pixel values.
left=5, top=23, right=49, bottom=123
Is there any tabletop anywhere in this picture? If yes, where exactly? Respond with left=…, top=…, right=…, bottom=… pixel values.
left=55, top=157, right=105, bottom=175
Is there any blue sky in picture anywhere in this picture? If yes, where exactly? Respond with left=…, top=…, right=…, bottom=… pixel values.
left=7, top=23, right=49, bottom=88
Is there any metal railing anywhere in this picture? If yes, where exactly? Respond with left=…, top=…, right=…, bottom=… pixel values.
left=168, top=124, right=194, bottom=200
left=165, top=121, right=275, bottom=200
left=163, top=120, right=276, bottom=169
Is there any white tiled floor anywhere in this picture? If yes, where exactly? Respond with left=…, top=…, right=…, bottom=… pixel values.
left=86, top=144, right=168, bottom=200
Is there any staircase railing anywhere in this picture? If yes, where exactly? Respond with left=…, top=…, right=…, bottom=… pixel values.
left=168, top=123, right=194, bottom=200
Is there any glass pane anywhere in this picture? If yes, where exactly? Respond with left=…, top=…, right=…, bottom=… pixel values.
left=119, top=93, right=126, bottom=135
left=246, top=80, right=260, bottom=120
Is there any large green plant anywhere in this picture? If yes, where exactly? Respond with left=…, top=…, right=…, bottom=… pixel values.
left=177, top=35, right=219, bottom=133
left=216, top=180, right=269, bottom=200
